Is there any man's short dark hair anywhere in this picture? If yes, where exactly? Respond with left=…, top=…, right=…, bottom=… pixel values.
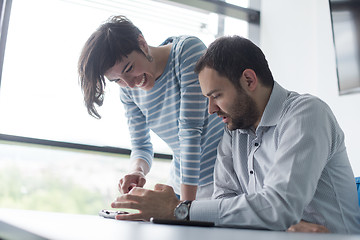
left=195, top=35, right=274, bottom=88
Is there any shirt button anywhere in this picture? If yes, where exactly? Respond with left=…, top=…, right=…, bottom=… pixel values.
left=250, top=170, right=254, bottom=174
left=254, top=143, right=259, bottom=147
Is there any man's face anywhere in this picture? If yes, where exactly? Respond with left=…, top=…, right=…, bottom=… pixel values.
left=199, top=67, right=259, bottom=130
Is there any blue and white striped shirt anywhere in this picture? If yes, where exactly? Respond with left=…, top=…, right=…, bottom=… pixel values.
left=190, top=82, right=360, bottom=233
left=120, top=36, right=224, bottom=194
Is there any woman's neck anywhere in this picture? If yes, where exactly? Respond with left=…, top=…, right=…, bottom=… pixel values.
left=149, top=44, right=173, bottom=80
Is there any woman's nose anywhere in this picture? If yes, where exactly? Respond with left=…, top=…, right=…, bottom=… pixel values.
left=118, top=78, right=136, bottom=88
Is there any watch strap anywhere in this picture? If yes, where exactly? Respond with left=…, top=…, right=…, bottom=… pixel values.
left=182, top=200, right=192, bottom=221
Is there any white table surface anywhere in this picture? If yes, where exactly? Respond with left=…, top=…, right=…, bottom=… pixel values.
left=0, top=208, right=358, bottom=240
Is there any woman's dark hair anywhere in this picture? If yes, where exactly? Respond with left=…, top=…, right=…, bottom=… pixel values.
left=195, top=35, right=274, bottom=88
left=78, top=15, right=142, bottom=118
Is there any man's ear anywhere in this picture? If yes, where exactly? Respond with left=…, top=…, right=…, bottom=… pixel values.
left=137, top=34, right=149, bottom=55
left=240, top=69, right=258, bottom=92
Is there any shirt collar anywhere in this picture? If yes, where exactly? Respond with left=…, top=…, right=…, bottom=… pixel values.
left=258, top=81, right=289, bottom=128
left=238, top=81, right=289, bottom=134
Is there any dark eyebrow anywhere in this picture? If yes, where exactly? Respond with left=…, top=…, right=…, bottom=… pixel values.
left=122, top=62, right=130, bottom=74
left=205, top=89, right=220, bottom=97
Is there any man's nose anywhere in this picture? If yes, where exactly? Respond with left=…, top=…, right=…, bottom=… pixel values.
left=208, top=98, right=219, bottom=114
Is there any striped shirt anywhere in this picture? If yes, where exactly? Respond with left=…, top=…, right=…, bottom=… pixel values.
left=190, top=82, right=360, bottom=233
left=120, top=36, right=224, bottom=194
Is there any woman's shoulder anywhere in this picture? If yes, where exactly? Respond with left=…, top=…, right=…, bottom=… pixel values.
left=172, top=36, right=206, bottom=56
left=161, top=35, right=204, bottom=48
left=178, top=35, right=203, bottom=46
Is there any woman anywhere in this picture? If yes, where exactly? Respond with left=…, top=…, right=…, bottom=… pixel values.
left=78, top=15, right=224, bottom=200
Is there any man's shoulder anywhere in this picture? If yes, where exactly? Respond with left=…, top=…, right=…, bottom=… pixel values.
left=283, top=92, right=330, bottom=115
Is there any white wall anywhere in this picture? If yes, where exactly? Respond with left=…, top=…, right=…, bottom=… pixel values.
left=260, top=0, right=360, bottom=176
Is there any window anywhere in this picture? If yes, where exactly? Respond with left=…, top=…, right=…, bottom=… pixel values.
left=0, top=0, right=259, bottom=214
left=0, top=0, right=254, bottom=153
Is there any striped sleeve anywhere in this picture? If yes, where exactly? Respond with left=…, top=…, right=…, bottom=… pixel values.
left=176, top=36, right=207, bottom=185
left=120, top=89, right=153, bottom=168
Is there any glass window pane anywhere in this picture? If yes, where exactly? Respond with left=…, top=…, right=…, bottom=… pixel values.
left=0, top=0, right=250, bottom=214
left=0, top=0, right=238, bottom=154
left=226, top=0, right=249, bottom=8
left=0, top=141, right=170, bottom=213
left=224, top=16, right=249, bottom=36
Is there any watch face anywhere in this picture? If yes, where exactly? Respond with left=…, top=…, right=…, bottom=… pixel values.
left=175, top=203, right=189, bottom=220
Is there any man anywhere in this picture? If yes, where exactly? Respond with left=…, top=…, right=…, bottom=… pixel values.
left=111, top=36, right=360, bottom=233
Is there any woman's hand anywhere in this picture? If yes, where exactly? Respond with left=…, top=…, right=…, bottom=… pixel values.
left=119, top=158, right=150, bottom=194
left=118, top=171, right=146, bottom=194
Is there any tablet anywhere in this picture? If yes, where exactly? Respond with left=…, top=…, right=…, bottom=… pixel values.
left=150, top=218, right=214, bottom=227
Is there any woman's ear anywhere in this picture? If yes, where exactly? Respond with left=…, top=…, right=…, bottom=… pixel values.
left=137, top=34, right=149, bottom=55
left=240, top=69, right=258, bottom=92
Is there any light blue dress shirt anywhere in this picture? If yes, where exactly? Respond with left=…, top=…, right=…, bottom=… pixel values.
left=190, top=82, right=360, bottom=233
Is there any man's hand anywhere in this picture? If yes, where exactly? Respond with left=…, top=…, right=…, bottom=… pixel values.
left=287, top=221, right=330, bottom=233
left=111, top=184, right=181, bottom=221
left=118, top=171, right=146, bottom=194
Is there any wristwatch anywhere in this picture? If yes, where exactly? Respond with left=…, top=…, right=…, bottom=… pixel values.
left=174, top=200, right=192, bottom=220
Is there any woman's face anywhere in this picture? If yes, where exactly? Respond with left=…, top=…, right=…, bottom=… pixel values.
left=105, top=50, right=156, bottom=91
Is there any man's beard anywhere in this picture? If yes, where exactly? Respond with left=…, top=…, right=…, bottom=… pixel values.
left=219, top=92, right=259, bottom=131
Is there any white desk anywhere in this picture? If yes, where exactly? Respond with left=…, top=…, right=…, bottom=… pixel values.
left=0, top=208, right=358, bottom=240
